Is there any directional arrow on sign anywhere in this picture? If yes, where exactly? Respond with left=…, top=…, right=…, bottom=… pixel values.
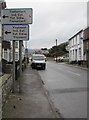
left=3, top=15, right=9, bottom=18
left=5, top=31, right=11, bottom=34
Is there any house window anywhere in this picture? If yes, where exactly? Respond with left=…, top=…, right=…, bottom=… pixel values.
left=69, top=41, right=71, bottom=48
left=79, top=33, right=82, bottom=44
left=75, top=49, right=77, bottom=60
left=86, top=41, right=89, bottom=50
left=72, top=39, right=73, bottom=46
left=4, top=49, right=8, bottom=60
left=70, top=50, right=72, bottom=60
left=71, top=40, right=72, bottom=47
left=79, top=48, right=81, bottom=59
left=79, top=33, right=81, bottom=39
left=73, top=50, right=74, bottom=59
left=15, top=52, right=19, bottom=60
left=15, top=41, right=18, bottom=48
left=73, top=38, right=74, bottom=46
left=76, top=36, right=77, bottom=45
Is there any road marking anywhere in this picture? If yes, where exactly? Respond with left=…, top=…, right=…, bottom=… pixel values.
left=67, top=70, right=81, bottom=76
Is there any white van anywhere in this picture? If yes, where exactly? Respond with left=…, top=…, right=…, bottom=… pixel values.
left=31, top=54, right=46, bottom=70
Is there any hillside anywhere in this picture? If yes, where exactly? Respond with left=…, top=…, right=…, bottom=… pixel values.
left=49, top=42, right=69, bottom=57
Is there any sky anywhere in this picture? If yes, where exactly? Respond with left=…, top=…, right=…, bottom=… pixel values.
left=4, top=0, right=88, bottom=49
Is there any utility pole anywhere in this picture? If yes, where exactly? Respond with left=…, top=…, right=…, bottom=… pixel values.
left=56, top=39, right=57, bottom=62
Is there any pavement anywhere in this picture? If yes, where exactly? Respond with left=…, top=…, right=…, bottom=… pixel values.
left=2, top=64, right=60, bottom=118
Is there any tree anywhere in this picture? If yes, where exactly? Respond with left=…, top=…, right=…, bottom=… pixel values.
left=41, top=48, right=47, bottom=50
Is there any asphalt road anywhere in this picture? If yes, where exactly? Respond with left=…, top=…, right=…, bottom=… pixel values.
left=38, top=61, right=87, bottom=118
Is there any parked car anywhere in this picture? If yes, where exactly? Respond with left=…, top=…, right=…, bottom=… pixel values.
left=54, top=56, right=69, bottom=62
left=61, top=56, right=69, bottom=62
left=31, top=54, right=46, bottom=70
left=54, top=57, right=60, bottom=61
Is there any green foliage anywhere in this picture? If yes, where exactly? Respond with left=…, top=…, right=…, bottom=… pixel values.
left=49, top=42, right=68, bottom=57
left=41, top=48, right=47, bottom=50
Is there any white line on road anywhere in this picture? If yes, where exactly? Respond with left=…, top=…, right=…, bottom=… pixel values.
left=67, top=70, right=81, bottom=76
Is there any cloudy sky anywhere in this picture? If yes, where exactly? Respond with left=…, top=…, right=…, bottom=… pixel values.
left=5, top=0, right=87, bottom=49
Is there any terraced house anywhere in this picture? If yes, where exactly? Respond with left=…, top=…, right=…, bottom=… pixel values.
left=69, top=30, right=84, bottom=65
left=83, top=27, right=89, bottom=67
left=69, top=27, right=89, bottom=67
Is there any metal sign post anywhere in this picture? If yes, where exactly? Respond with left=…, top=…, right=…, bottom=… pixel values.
left=1, top=8, right=33, bottom=93
left=2, top=24, right=29, bottom=93
left=19, top=40, right=22, bottom=93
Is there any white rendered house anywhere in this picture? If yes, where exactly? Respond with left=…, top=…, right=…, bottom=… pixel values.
left=69, top=30, right=84, bottom=63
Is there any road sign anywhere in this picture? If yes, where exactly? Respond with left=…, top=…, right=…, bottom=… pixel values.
left=3, top=25, right=29, bottom=40
left=25, top=48, right=28, bottom=54
left=1, top=8, right=33, bottom=25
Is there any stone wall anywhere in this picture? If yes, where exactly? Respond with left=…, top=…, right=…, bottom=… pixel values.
left=0, top=77, right=2, bottom=119
left=1, top=74, right=12, bottom=105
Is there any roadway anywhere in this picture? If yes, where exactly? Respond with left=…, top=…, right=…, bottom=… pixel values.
left=38, top=61, right=87, bottom=118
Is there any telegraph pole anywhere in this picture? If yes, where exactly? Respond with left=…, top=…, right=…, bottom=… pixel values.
left=56, top=39, right=57, bottom=62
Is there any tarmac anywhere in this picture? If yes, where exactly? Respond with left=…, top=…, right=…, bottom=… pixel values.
left=2, top=64, right=61, bottom=118
left=66, top=63, right=88, bottom=71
